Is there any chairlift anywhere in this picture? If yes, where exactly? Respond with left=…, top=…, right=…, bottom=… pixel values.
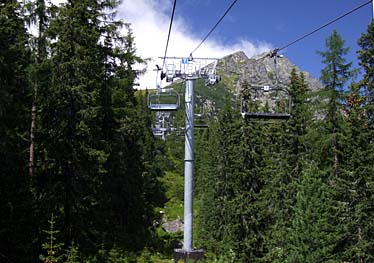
left=148, top=88, right=180, bottom=111
left=194, top=98, right=211, bottom=128
left=204, top=60, right=220, bottom=86
left=205, top=74, right=221, bottom=86
left=166, top=63, right=175, bottom=82
left=152, top=127, right=165, bottom=135
left=241, top=84, right=291, bottom=119
left=151, top=112, right=171, bottom=139
left=240, top=50, right=291, bottom=120
left=152, top=127, right=166, bottom=140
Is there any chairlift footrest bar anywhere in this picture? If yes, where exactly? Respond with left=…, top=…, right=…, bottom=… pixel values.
left=149, top=105, right=179, bottom=111
left=242, top=112, right=291, bottom=119
left=194, top=124, right=209, bottom=128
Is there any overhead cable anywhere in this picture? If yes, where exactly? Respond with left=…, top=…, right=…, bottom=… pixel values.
left=190, top=0, right=239, bottom=55
left=161, top=0, right=177, bottom=71
left=277, top=0, right=372, bottom=52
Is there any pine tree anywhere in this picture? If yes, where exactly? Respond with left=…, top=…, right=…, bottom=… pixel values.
left=195, top=120, right=225, bottom=256
left=34, top=0, right=110, bottom=249
left=286, top=162, right=340, bottom=263
left=357, top=20, right=374, bottom=126
left=33, top=0, right=155, bottom=251
left=65, top=243, right=80, bottom=263
left=20, top=0, right=167, bottom=255
left=25, top=0, right=50, bottom=177
left=262, top=69, right=312, bottom=262
left=0, top=1, right=34, bottom=261
left=40, top=213, right=64, bottom=263
left=314, top=30, right=355, bottom=178
left=98, top=24, right=164, bottom=250
left=196, top=95, right=268, bottom=262
left=337, top=21, right=374, bottom=262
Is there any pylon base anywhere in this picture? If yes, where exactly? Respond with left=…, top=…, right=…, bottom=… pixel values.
left=174, top=248, right=204, bottom=262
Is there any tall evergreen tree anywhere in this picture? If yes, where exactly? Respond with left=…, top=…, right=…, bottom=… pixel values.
left=338, top=21, right=374, bottom=262
left=195, top=119, right=225, bottom=256
left=26, top=0, right=50, bottom=178
left=286, top=162, right=340, bottom=263
left=314, top=30, right=354, bottom=178
left=196, top=95, right=268, bottom=262
left=0, top=1, right=34, bottom=261
left=31, top=0, right=164, bottom=256
left=307, top=29, right=356, bottom=260
left=101, top=27, right=164, bottom=249
left=357, top=21, right=374, bottom=126
left=35, top=0, right=109, bottom=249
left=32, top=0, right=149, bottom=253
left=262, top=69, right=312, bottom=262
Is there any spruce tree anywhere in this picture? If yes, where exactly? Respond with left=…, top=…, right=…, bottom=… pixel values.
left=357, top=20, right=374, bottom=126
left=35, top=0, right=109, bottom=248
left=33, top=0, right=158, bottom=253
left=40, top=213, right=64, bottom=263
left=286, top=162, right=340, bottom=263
left=338, top=21, right=374, bottom=262
left=26, top=0, right=50, bottom=178
left=262, top=69, right=312, bottom=262
left=0, top=1, right=34, bottom=261
left=196, top=95, right=268, bottom=262
left=195, top=120, right=224, bottom=256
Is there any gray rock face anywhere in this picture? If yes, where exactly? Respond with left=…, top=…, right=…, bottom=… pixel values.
left=218, top=51, right=322, bottom=93
left=162, top=217, right=184, bottom=233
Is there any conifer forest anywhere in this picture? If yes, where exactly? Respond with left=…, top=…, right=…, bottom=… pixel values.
left=1, top=1, right=374, bottom=262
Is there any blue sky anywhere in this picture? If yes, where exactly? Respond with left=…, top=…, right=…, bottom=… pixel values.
left=180, top=0, right=372, bottom=77
left=118, top=0, right=373, bottom=88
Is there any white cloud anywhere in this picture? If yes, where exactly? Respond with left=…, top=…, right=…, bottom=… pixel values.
left=35, top=0, right=273, bottom=89
left=117, top=0, right=273, bottom=89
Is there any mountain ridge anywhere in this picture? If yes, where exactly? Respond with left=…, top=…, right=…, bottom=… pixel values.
left=217, top=50, right=322, bottom=94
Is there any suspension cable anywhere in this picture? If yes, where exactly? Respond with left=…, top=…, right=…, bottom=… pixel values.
left=190, top=0, right=239, bottom=56
left=277, top=0, right=372, bottom=52
left=161, top=0, right=177, bottom=71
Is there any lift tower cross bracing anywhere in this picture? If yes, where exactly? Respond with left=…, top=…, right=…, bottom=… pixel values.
left=162, top=55, right=219, bottom=262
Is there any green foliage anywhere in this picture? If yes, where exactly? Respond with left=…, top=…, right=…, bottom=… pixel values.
left=286, top=162, right=341, bottom=263
left=1, top=2, right=374, bottom=262
left=0, top=1, right=34, bottom=262
left=105, top=247, right=135, bottom=263
left=261, top=69, right=313, bottom=263
left=65, top=243, right=80, bottom=263
left=357, top=20, right=374, bottom=127
left=314, top=30, right=354, bottom=178
left=40, top=214, right=64, bottom=263
left=195, top=96, right=269, bottom=262
left=159, top=171, right=184, bottom=220
left=335, top=21, right=374, bottom=262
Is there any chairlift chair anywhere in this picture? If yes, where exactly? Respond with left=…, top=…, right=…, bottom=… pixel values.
left=148, top=88, right=180, bottom=111
left=152, top=127, right=165, bottom=135
left=241, top=50, right=291, bottom=120
left=240, top=84, right=291, bottom=120
left=152, top=114, right=170, bottom=139
left=194, top=99, right=211, bottom=128
left=166, top=63, right=175, bottom=82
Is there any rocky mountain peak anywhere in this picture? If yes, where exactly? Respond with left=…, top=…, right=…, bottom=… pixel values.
left=217, top=51, right=322, bottom=93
